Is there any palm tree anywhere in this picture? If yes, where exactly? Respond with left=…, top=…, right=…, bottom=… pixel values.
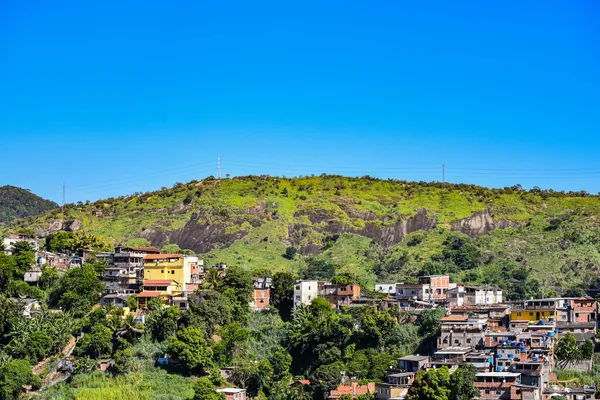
left=202, top=269, right=220, bottom=290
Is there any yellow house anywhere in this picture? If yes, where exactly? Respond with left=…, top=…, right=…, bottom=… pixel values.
left=143, top=254, right=200, bottom=290
left=510, top=298, right=560, bottom=322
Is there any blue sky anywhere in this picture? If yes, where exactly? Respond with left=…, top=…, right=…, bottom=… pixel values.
left=1, top=1, right=599, bottom=203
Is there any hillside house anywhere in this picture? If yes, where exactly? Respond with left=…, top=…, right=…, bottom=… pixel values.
left=375, top=383, right=409, bottom=400
left=328, top=382, right=376, bottom=399
left=216, top=388, right=246, bottom=400
left=250, top=277, right=271, bottom=310
left=143, top=254, right=201, bottom=291
left=294, top=280, right=320, bottom=306
left=24, top=268, right=42, bottom=284
left=474, top=372, right=521, bottom=400
left=437, top=316, right=488, bottom=349
left=320, top=283, right=361, bottom=308
left=3, top=233, right=38, bottom=255
left=375, top=283, right=399, bottom=295
left=446, top=285, right=503, bottom=307
left=397, top=355, right=429, bottom=372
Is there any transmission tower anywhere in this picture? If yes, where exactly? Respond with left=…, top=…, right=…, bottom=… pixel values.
left=217, top=155, right=221, bottom=179
left=62, top=183, right=66, bottom=210
left=442, top=163, right=445, bottom=183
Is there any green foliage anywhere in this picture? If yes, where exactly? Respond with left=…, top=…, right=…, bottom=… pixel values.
left=284, top=246, right=297, bottom=260
left=111, top=347, right=136, bottom=375
left=145, top=306, right=180, bottom=342
left=419, top=308, right=446, bottom=338
left=0, top=185, right=57, bottom=223
left=38, top=266, right=59, bottom=290
left=168, top=326, right=214, bottom=373
left=193, top=377, right=226, bottom=400
left=450, top=363, right=479, bottom=400
left=73, top=357, right=97, bottom=375
left=75, top=323, right=113, bottom=359
left=407, top=367, right=452, bottom=400
left=6, top=310, right=73, bottom=363
left=214, top=322, right=249, bottom=366
left=45, top=231, right=112, bottom=253
left=271, top=271, right=297, bottom=321
left=0, top=359, right=41, bottom=399
left=50, top=264, right=104, bottom=317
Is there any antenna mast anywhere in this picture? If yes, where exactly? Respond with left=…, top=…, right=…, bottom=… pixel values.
left=217, top=155, right=221, bottom=179
left=442, top=163, right=445, bottom=183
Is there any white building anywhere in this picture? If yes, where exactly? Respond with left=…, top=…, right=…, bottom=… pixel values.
left=375, top=283, right=399, bottom=295
left=446, top=285, right=503, bottom=307
left=3, top=233, right=38, bottom=255
left=294, top=280, right=320, bottom=306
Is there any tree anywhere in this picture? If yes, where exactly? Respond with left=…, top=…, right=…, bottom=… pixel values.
left=450, top=363, right=479, bottom=400
left=193, top=377, right=226, bottom=400
left=555, top=333, right=578, bottom=368
left=284, top=246, right=297, bottom=260
left=230, top=358, right=273, bottom=398
left=38, top=266, right=59, bottom=290
left=269, top=346, right=292, bottom=382
left=407, top=367, right=451, bottom=400
left=214, top=323, right=249, bottom=366
left=126, top=294, right=138, bottom=311
left=111, top=347, right=136, bottom=375
left=580, top=340, right=594, bottom=359
left=76, top=323, right=113, bottom=359
left=146, top=306, right=180, bottom=342
left=222, top=266, right=253, bottom=305
left=309, top=362, right=344, bottom=400
left=188, top=290, right=234, bottom=336
left=73, top=357, right=97, bottom=375
left=168, top=327, right=213, bottom=373
left=419, top=308, right=446, bottom=338
left=0, top=359, right=41, bottom=400
left=271, top=272, right=296, bottom=321
left=50, top=264, right=104, bottom=317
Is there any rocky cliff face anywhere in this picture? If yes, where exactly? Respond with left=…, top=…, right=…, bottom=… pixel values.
left=29, top=205, right=520, bottom=255
left=450, top=210, right=525, bottom=236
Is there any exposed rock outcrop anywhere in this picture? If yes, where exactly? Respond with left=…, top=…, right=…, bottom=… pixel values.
left=450, top=210, right=524, bottom=236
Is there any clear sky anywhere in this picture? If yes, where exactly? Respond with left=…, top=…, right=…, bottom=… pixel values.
left=1, top=0, right=599, bottom=203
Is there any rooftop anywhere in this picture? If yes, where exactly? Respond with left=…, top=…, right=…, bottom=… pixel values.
left=143, top=280, right=174, bottom=286
left=137, top=291, right=161, bottom=298
left=477, top=372, right=520, bottom=377
left=398, top=355, right=429, bottom=362
left=144, top=254, right=182, bottom=260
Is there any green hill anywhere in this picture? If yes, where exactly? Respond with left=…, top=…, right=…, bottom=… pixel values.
left=0, top=185, right=59, bottom=224
left=5, top=176, right=600, bottom=297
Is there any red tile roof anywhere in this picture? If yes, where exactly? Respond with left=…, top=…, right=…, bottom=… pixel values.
left=143, top=280, right=174, bottom=286
left=144, top=254, right=182, bottom=260
left=131, top=247, right=160, bottom=253
left=137, top=291, right=161, bottom=298
left=442, top=316, right=468, bottom=322
left=328, top=382, right=376, bottom=398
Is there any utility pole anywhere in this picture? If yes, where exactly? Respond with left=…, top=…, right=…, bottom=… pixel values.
left=217, top=155, right=221, bottom=179
left=442, top=163, right=445, bottom=183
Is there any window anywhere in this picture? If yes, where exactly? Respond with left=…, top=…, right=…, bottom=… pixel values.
left=295, top=286, right=300, bottom=290
left=576, top=313, right=580, bottom=318
left=161, top=270, right=164, bottom=273
left=171, top=270, right=175, bottom=274
left=517, top=312, right=522, bottom=317
left=466, top=338, right=472, bottom=344
left=529, top=312, right=533, bottom=316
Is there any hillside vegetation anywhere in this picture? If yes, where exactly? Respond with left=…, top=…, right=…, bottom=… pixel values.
left=0, top=185, right=58, bottom=224
left=5, top=175, right=600, bottom=297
